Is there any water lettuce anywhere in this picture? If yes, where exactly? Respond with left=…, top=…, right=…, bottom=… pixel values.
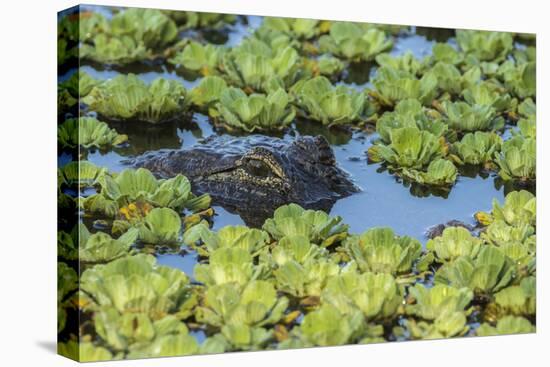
left=58, top=117, right=128, bottom=149
left=82, top=168, right=211, bottom=218
left=319, top=22, right=392, bottom=62
left=427, top=226, right=483, bottom=263
left=135, top=207, right=182, bottom=246
left=496, top=136, right=536, bottom=182
left=291, top=76, right=371, bottom=126
left=84, top=74, right=188, bottom=124
left=451, top=131, right=502, bottom=166
left=214, top=87, right=295, bottom=132
left=168, top=41, right=226, bottom=75
left=59, top=223, right=139, bottom=264
left=80, top=9, right=178, bottom=65
left=322, top=272, right=402, bottom=321
left=439, top=100, right=503, bottom=132
left=260, top=17, right=322, bottom=40
left=371, top=66, right=438, bottom=106
left=221, top=39, right=305, bottom=93
left=401, top=158, right=457, bottom=186
left=262, top=203, right=348, bottom=246
left=435, top=246, right=515, bottom=295
left=188, top=75, right=228, bottom=112
left=59, top=161, right=106, bottom=189
left=344, top=227, right=422, bottom=276
left=476, top=316, right=534, bottom=336
left=406, top=284, right=473, bottom=320
left=456, top=30, right=513, bottom=62
left=80, top=254, right=196, bottom=319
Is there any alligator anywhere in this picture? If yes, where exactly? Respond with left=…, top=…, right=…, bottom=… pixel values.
left=129, top=134, right=360, bottom=226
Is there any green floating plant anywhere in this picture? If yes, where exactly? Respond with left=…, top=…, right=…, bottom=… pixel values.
left=496, top=135, right=536, bottom=182
left=194, top=247, right=267, bottom=288
left=289, top=304, right=366, bottom=347
left=427, top=226, right=483, bottom=263
left=188, top=75, right=228, bottom=113
left=368, top=126, right=445, bottom=170
left=134, top=207, right=183, bottom=246
left=58, top=340, right=117, bottom=362
left=423, top=62, right=480, bottom=95
left=319, top=22, right=392, bottom=62
left=80, top=254, right=196, bottom=320
left=58, top=223, right=139, bottom=264
left=165, top=10, right=237, bottom=29
left=260, top=17, right=322, bottom=40
left=221, top=39, right=306, bottom=93
left=316, top=55, right=346, bottom=77
left=58, top=160, right=107, bottom=189
left=195, top=281, right=288, bottom=337
left=439, top=100, right=503, bottom=132
left=58, top=117, right=128, bottom=149
left=291, top=76, right=371, bottom=126
left=376, top=52, right=424, bottom=76
left=476, top=190, right=536, bottom=228
left=343, top=227, right=423, bottom=276
left=214, top=87, right=296, bottom=132
left=82, top=168, right=211, bottom=218
left=515, top=98, right=536, bottom=139
left=405, top=311, right=469, bottom=340
left=84, top=74, right=188, bottom=124
left=434, top=245, right=516, bottom=295
left=58, top=262, right=78, bottom=333
left=371, top=66, right=438, bottom=107
left=94, top=310, right=198, bottom=358
left=268, top=235, right=328, bottom=267
left=376, top=99, right=448, bottom=144
left=430, top=43, right=464, bottom=66
left=273, top=257, right=343, bottom=299
left=406, top=283, right=473, bottom=320
left=80, top=9, right=178, bottom=65
left=262, top=203, right=349, bottom=247
left=485, top=276, right=536, bottom=321
left=168, top=41, right=227, bottom=75
left=451, top=131, right=502, bottom=166
left=401, top=159, right=457, bottom=186
left=456, top=30, right=513, bottom=62
left=321, top=272, right=403, bottom=321
left=476, top=315, right=535, bottom=336
left=462, top=82, right=515, bottom=113
left=497, top=60, right=536, bottom=99
left=184, top=223, right=270, bottom=257
left=481, top=219, right=535, bottom=247
left=58, top=71, right=99, bottom=111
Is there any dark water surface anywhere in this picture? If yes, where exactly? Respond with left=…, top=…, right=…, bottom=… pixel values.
left=74, top=11, right=507, bottom=274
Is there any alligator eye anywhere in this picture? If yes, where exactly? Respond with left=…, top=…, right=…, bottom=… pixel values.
left=246, top=159, right=272, bottom=177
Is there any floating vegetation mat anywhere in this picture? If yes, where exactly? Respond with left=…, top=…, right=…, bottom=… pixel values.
left=57, top=4, right=536, bottom=362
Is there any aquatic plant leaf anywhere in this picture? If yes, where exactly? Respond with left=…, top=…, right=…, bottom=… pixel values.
left=168, top=41, right=226, bottom=75
left=58, top=160, right=107, bottom=188
left=440, top=100, right=501, bottom=132
left=490, top=190, right=536, bottom=228
left=137, top=207, right=182, bottom=246
left=263, top=203, right=348, bottom=246
left=319, top=22, right=392, bottom=62
left=84, top=74, right=188, bottom=124
left=401, top=158, right=457, bottom=186
left=372, top=66, right=438, bottom=106
left=58, top=340, right=116, bottom=362
left=456, top=30, right=513, bottom=62
left=476, top=315, right=535, bottom=336
left=299, top=304, right=365, bottom=346
left=194, top=247, right=261, bottom=287
left=291, top=76, right=370, bottom=126
left=451, top=131, right=502, bottom=165
left=435, top=245, right=516, bottom=295
left=215, top=87, right=295, bottom=132
left=427, top=226, right=483, bottom=263
left=496, top=136, right=536, bottom=181
left=80, top=254, right=195, bottom=319
left=406, top=283, right=473, bottom=320
left=322, top=272, right=402, bottom=321
left=58, top=117, right=128, bottom=149
left=406, top=311, right=469, bottom=339
left=344, top=227, right=422, bottom=275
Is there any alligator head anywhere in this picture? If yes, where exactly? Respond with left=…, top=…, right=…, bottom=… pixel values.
left=130, top=134, right=359, bottom=226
